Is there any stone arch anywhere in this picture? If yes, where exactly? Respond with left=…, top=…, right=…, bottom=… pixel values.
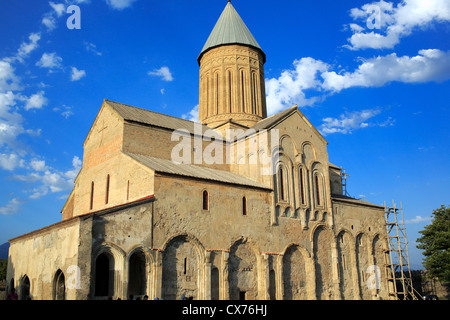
left=296, top=163, right=308, bottom=208
left=53, top=269, right=65, bottom=300
left=356, top=233, right=371, bottom=300
left=280, top=134, right=297, bottom=160
left=275, top=154, right=294, bottom=217
left=162, top=234, right=205, bottom=300
left=311, top=162, right=326, bottom=208
left=19, top=274, right=31, bottom=300
left=127, top=247, right=149, bottom=298
left=211, top=267, right=220, bottom=300
left=301, top=141, right=316, bottom=168
left=337, top=230, right=355, bottom=299
left=282, top=244, right=308, bottom=300
left=93, top=242, right=125, bottom=299
left=312, top=224, right=334, bottom=300
left=371, top=233, right=387, bottom=298
left=228, top=237, right=260, bottom=300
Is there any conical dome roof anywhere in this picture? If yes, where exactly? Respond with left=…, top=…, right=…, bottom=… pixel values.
left=198, top=1, right=265, bottom=63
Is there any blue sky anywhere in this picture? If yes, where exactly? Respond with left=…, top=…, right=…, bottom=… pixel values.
left=0, top=0, right=449, bottom=269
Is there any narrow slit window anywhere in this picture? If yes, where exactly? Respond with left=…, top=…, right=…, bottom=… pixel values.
left=279, top=167, right=285, bottom=201
left=315, top=174, right=321, bottom=206
left=203, top=190, right=209, bottom=210
left=105, top=175, right=110, bottom=204
left=242, top=197, right=247, bottom=216
left=251, top=72, right=256, bottom=114
left=241, top=70, right=245, bottom=112
left=206, top=76, right=209, bottom=116
left=300, top=168, right=305, bottom=205
left=228, top=71, right=232, bottom=113
left=184, top=258, right=187, bottom=275
left=215, top=73, right=219, bottom=114
left=90, top=182, right=94, bottom=210
left=127, top=180, right=130, bottom=201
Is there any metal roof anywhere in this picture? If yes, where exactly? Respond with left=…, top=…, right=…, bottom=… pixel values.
left=125, top=152, right=272, bottom=190
left=198, top=1, right=264, bottom=62
left=105, top=99, right=212, bottom=136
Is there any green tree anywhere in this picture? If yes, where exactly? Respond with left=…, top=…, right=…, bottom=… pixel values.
left=416, top=205, right=450, bottom=282
left=0, top=259, right=7, bottom=281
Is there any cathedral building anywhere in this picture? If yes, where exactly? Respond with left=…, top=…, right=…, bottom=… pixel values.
left=6, top=1, right=392, bottom=300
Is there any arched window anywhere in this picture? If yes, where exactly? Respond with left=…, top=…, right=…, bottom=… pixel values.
left=211, top=267, right=220, bottom=300
left=128, top=251, right=146, bottom=297
left=299, top=167, right=305, bottom=205
left=315, top=173, right=321, bottom=206
left=278, top=166, right=286, bottom=201
left=203, top=190, right=209, bottom=210
left=215, top=73, right=219, bottom=115
left=105, top=174, right=110, bottom=204
left=90, top=181, right=94, bottom=210
left=251, top=72, right=257, bottom=114
left=206, top=75, right=210, bottom=117
left=53, top=270, right=65, bottom=300
left=20, top=275, right=31, bottom=300
left=240, top=70, right=246, bottom=113
left=95, top=252, right=113, bottom=297
left=242, top=196, right=247, bottom=215
left=228, top=70, right=232, bottom=113
left=269, top=269, right=276, bottom=300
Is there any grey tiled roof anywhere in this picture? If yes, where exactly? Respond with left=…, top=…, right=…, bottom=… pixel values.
left=199, top=1, right=264, bottom=62
left=105, top=99, right=211, bottom=135
left=249, top=106, right=298, bottom=132
left=124, top=152, right=272, bottom=190
left=331, top=194, right=384, bottom=209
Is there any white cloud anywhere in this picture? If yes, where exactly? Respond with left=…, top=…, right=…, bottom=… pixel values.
left=14, top=155, right=82, bottom=199
left=0, top=91, right=28, bottom=149
left=181, top=105, right=199, bottom=122
left=49, top=2, right=66, bottom=17
left=406, top=215, right=432, bottom=224
left=30, top=159, right=47, bottom=172
left=16, top=33, right=41, bottom=61
left=42, top=17, right=57, bottom=31
left=148, top=66, right=174, bottom=82
left=64, top=156, right=82, bottom=181
left=0, top=198, right=24, bottom=215
left=322, top=49, right=450, bottom=92
left=0, top=153, right=23, bottom=171
left=42, top=2, right=71, bottom=31
left=0, top=91, right=16, bottom=117
left=0, top=60, right=21, bottom=91
left=346, top=0, right=450, bottom=50
left=36, top=52, right=63, bottom=69
left=265, top=49, right=450, bottom=113
left=105, top=0, right=137, bottom=10
left=318, top=108, right=393, bottom=135
left=25, top=91, right=48, bottom=111
left=70, top=67, right=86, bottom=81
left=84, top=42, right=102, bottom=56
left=53, top=105, right=74, bottom=118
left=265, top=57, right=329, bottom=115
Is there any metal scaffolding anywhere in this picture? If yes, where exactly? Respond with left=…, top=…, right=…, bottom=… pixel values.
left=384, top=201, right=422, bottom=300
left=340, top=168, right=351, bottom=197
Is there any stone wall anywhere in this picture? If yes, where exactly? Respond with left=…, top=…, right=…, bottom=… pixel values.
left=7, top=218, right=81, bottom=300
